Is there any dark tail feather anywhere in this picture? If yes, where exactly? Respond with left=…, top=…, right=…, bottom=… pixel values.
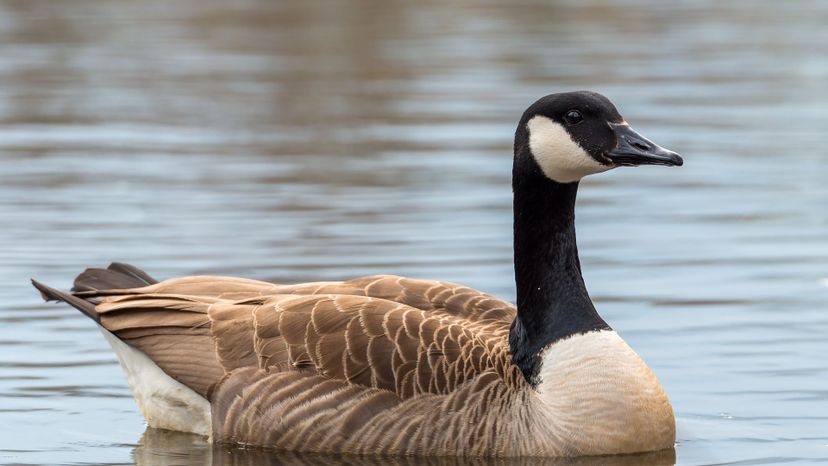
left=33, top=263, right=158, bottom=323
left=72, top=262, right=158, bottom=292
left=31, top=279, right=101, bottom=323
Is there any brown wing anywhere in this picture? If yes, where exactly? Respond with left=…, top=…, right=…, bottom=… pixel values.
left=44, top=264, right=520, bottom=400
left=216, top=293, right=522, bottom=398
left=87, top=289, right=519, bottom=399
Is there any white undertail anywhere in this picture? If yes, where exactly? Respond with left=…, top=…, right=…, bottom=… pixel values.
left=100, top=327, right=212, bottom=436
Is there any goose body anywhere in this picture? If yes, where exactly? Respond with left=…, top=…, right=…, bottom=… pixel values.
left=33, top=91, right=682, bottom=457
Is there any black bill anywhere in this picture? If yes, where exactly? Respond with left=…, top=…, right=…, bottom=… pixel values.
left=606, top=123, right=683, bottom=167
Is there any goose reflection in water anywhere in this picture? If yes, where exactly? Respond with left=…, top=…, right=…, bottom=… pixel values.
left=134, top=428, right=676, bottom=466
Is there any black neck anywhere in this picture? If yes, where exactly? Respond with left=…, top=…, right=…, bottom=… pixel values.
left=508, top=146, right=610, bottom=385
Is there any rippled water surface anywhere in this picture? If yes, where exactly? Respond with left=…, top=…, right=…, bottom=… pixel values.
left=1, top=1, right=827, bottom=465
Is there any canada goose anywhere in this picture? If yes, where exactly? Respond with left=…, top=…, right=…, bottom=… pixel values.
left=32, top=91, right=683, bottom=458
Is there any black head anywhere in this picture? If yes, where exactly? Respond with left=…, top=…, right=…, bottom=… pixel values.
left=516, top=91, right=682, bottom=183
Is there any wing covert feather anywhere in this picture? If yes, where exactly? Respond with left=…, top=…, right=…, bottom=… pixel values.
left=247, top=294, right=520, bottom=397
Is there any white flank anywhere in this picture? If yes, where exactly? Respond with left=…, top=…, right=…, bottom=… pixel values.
left=100, top=327, right=212, bottom=437
left=527, top=115, right=611, bottom=183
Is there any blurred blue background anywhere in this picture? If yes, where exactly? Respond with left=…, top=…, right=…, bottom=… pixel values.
left=0, top=1, right=826, bottom=465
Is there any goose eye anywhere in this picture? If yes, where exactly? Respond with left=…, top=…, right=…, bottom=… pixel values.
left=564, top=110, right=583, bottom=125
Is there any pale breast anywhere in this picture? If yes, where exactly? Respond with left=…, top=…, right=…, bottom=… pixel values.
left=532, top=330, right=675, bottom=456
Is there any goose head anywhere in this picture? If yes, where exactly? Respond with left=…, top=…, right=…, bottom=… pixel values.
left=516, top=90, right=682, bottom=184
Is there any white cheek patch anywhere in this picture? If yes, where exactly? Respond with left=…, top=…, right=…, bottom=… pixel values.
left=527, top=116, right=611, bottom=183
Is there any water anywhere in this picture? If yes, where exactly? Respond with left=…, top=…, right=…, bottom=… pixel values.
left=1, top=0, right=826, bottom=464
